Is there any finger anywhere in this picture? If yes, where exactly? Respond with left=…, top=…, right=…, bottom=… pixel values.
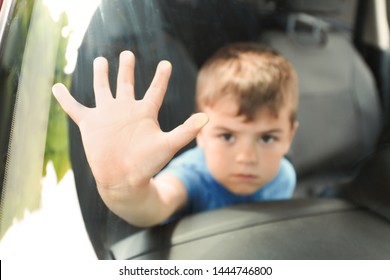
left=93, top=56, right=112, bottom=106
left=143, top=60, right=172, bottom=113
left=166, top=113, right=208, bottom=153
left=52, top=83, right=88, bottom=125
left=116, top=50, right=135, bottom=100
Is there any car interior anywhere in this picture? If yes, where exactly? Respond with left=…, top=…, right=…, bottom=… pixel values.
left=63, top=0, right=390, bottom=259
left=1, top=0, right=390, bottom=260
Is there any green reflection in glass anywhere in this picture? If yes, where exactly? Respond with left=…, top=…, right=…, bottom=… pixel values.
left=43, top=11, right=71, bottom=183
left=0, top=0, right=71, bottom=239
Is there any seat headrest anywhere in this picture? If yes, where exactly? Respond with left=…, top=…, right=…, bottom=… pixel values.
left=275, top=0, right=345, bottom=14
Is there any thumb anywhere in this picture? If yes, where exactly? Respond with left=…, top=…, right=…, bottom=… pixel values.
left=166, top=113, right=208, bottom=153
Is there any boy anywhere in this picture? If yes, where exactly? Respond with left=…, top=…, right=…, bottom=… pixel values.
left=52, top=42, right=299, bottom=227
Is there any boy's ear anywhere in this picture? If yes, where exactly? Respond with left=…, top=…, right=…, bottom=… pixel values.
left=290, top=121, right=299, bottom=141
left=289, top=121, right=299, bottom=143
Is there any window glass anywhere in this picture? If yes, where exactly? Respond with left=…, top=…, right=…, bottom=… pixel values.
left=0, top=0, right=360, bottom=260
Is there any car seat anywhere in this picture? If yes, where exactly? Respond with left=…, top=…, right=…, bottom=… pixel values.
left=258, top=0, right=383, bottom=198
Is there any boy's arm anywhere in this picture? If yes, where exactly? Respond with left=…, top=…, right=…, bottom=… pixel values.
left=52, top=51, right=208, bottom=227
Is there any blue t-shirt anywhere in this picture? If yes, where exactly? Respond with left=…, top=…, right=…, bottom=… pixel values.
left=160, top=147, right=296, bottom=219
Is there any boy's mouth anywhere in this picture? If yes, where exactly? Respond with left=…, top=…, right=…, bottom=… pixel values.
left=232, top=173, right=258, bottom=180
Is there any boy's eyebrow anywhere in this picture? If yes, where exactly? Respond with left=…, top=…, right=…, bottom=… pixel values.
left=259, top=129, right=283, bottom=134
left=256, top=129, right=284, bottom=135
left=213, top=126, right=283, bottom=134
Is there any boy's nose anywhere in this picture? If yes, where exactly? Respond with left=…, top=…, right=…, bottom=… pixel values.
left=235, top=145, right=258, bottom=164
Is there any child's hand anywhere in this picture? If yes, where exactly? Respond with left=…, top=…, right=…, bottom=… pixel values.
left=52, top=51, right=208, bottom=191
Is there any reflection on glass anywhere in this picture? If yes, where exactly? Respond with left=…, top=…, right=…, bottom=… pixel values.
left=0, top=0, right=100, bottom=259
left=1, top=0, right=64, bottom=240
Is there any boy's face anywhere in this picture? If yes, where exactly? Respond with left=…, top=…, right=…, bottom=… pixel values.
left=197, top=96, right=298, bottom=195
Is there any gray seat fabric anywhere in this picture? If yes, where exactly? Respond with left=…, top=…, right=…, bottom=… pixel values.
left=261, top=28, right=382, bottom=197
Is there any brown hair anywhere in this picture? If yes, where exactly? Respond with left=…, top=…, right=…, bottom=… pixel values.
left=195, top=42, right=298, bottom=123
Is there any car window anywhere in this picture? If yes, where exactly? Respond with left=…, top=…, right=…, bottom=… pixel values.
left=0, top=0, right=365, bottom=260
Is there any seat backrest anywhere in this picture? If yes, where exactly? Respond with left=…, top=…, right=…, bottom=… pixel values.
left=260, top=13, right=382, bottom=197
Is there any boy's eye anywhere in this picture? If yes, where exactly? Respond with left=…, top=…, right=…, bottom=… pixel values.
left=220, top=133, right=235, bottom=142
left=260, top=134, right=276, bottom=144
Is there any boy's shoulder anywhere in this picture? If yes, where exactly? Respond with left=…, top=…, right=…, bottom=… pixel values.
left=257, top=157, right=296, bottom=199
left=280, top=157, right=296, bottom=180
left=160, top=146, right=213, bottom=189
left=168, top=146, right=205, bottom=168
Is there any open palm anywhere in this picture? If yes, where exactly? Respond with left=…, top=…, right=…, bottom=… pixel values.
left=52, top=51, right=207, bottom=190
